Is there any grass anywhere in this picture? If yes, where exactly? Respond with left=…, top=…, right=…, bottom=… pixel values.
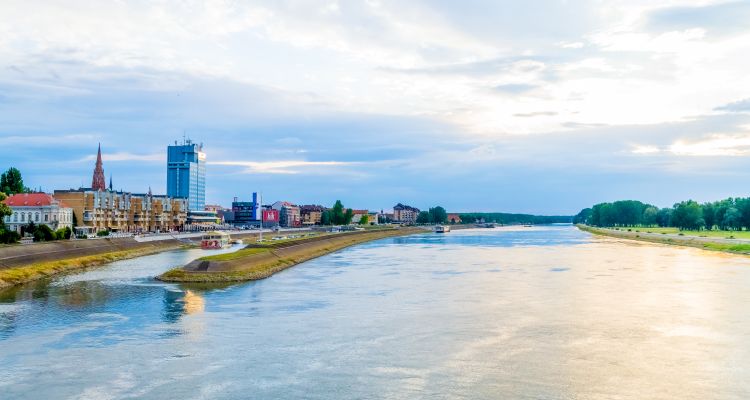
left=577, top=225, right=750, bottom=256
left=628, top=226, right=750, bottom=239
left=198, top=247, right=269, bottom=261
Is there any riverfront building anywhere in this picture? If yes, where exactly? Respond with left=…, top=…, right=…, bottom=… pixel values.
left=300, top=205, right=325, bottom=226
left=54, top=188, right=188, bottom=234
left=271, top=201, right=302, bottom=228
left=167, top=140, right=206, bottom=212
left=2, top=193, right=74, bottom=234
left=393, top=203, right=420, bottom=223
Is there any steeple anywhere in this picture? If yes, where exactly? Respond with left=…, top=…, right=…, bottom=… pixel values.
left=109, top=174, right=113, bottom=191
left=91, top=143, right=106, bottom=191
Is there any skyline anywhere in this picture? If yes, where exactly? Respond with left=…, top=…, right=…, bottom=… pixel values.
left=2, top=1, right=750, bottom=214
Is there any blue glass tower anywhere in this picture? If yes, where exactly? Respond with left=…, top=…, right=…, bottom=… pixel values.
left=167, top=140, right=205, bottom=211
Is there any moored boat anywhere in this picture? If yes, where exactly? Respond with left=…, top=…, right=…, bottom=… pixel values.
left=201, top=231, right=231, bottom=249
left=434, top=225, right=451, bottom=233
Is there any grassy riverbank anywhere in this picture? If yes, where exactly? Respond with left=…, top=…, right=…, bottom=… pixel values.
left=577, top=225, right=750, bottom=255
left=0, top=244, right=186, bottom=289
left=158, top=227, right=424, bottom=283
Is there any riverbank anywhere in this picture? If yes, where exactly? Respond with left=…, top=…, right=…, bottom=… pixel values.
left=157, top=227, right=425, bottom=283
left=0, top=242, right=187, bottom=289
left=577, top=224, right=750, bottom=255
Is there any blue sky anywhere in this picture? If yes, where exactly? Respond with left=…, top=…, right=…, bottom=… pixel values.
left=1, top=0, right=749, bottom=214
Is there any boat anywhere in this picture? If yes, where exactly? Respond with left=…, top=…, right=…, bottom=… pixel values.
left=434, top=225, right=451, bottom=233
left=201, top=231, right=231, bottom=249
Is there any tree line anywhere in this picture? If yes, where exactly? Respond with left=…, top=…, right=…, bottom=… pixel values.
left=459, top=213, right=572, bottom=225
left=576, top=198, right=750, bottom=231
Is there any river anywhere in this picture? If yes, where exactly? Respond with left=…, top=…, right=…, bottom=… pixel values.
left=1, top=225, right=749, bottom=399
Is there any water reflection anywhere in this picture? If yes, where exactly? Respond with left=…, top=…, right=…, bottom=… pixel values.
left=1, top=226, right=750, bottom=399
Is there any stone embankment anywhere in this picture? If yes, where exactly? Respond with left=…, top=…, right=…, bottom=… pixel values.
left=158, top=227, right=424, bottom=284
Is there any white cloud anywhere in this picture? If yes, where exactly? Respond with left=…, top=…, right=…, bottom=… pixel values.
left=669, top=134, right=750, bottom=156
left=209, top=160, right=357, bottom=174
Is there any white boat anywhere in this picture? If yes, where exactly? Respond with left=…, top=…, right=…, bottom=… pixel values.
left=434, top=225, right=451, bottom=233
left=201, top=231, right=231, bottom=249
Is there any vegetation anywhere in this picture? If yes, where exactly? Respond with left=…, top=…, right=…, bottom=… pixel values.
left=358, top=214, right=369, bottom=225
left=459, top=212, right=572, bottom=225
left=577, top=197, right=750, bottom=231
left=0, top=191, right=18, bottom=244
left=415, top=206, right=448, bottom=224
left=321, top=200, right=354, bottom=225
left=97, top=230, right=110, bottom=237
left=0, top=167, right=30, bottom=195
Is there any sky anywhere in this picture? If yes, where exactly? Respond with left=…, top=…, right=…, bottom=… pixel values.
left=1, top=0, right=749, bottom=215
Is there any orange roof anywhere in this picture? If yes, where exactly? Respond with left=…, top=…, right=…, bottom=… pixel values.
left=2, top=193, right=70, bottom=208
left=351, top=209, right=369, bottom=214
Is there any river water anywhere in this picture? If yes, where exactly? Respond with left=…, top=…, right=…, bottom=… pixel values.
left=1, top=225, right=749, bottom=399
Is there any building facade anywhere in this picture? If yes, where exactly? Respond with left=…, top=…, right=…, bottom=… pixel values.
left=300, top=205, right=325, bottom=226
left=167, top=140, right=206, bottom=211
left=393, top=203, right=420, bottom=223
left=2, top=193, right=74, bottom=234
left=271, top=201, right=301, bottom=227
left=53, top=189, right=187, bottom=233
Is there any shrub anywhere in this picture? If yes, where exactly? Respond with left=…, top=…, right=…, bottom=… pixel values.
left=96, top=230, right=110, bottom=237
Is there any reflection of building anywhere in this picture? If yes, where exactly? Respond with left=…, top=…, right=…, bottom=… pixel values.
left=271, top=201, right=301, bottom=227
left=167, top=139, right=205, bottom=211
left=2, top=193, right=74, bottom=233
left=300, top=205, right=325, bottom=226
left=54, top=188, right=187, bottom=233
left=393, top=203, right=420, bottom=223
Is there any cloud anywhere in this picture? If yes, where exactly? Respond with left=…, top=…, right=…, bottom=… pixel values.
left=514, top=111, right=558, bottom=118
left=647, top=1, right=750, bottom=36
left=669, top=134, right=750, bottom=157
left=79, top=152, right=164, bottom=162
left=492, top=83, right=538, bottom=95
left=715, top=98, right=750, bottom=113
left=209, top=160, right=358, bottom=175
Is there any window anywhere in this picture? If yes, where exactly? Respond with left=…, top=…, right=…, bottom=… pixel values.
left=13, top=213, right=17, bottom=222
left=45, top=214, right=48, bottom=222
left=21, top=213, right=25, bottom=222
left=35, top=213, right=40, bottom=222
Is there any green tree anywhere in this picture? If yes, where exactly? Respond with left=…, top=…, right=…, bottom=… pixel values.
left=416, top=211, right=431, bottom=224
left=35, top=224, right=55, bottom=242
left=0, top=167, right=28, bottom=195
left=672, top=200, right=705, bottom=230
left=358, top=214, right=369, bottom=225
left=642, top=206, right=659, bottom=226
left=321, top=209, right=332, bottom=225
left=0, top=192, right=11, bottom=229
left=331, top=200, right=345, bottom=225
left=428, top=206, right=448, bottom=224
left=344, top=208, right=354, bottom=225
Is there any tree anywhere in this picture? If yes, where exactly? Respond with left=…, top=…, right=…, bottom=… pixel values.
left=344, top=208, right=354, bottom=225
left=331, top=200, right=346, bottom=225
left=656, top=208, right=672, bottom=227
left=702, top=202, right=716, bottom=230
left=358, top=215, right=369, bottom=225
left=35, top=224, right=55, bottom=242
left=642, top=206, right=659, bottom=226
left=573, top=208, right=592, bottom=224
left=0, top=192, right=11, bottom=230
left=428, top=206, right=448, bottom=224
left=416, top=211, right=431, bottom=224
left=321, top=210, right=332, bottom=225
left=722, top=207, right=742, bottom=230
left=0, top=167, right=28, bottom=195
left=672, top=200, right=705, bottom=230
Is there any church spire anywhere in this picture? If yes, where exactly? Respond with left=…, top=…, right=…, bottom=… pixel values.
left=109, top=174, right=113, bottom=191
left=91, top=143, right=106, bottom=191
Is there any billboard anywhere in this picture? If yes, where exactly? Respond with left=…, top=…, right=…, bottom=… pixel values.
left=262, top=209, right=279, bottom=222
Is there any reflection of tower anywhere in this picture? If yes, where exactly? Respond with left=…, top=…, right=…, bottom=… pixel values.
left=92, top=143, right=106, bottom=191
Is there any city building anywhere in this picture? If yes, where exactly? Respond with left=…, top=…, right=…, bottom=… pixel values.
left=262, top=208, right=280, bottom=227
left=231, top=193, right=260, bottom=227
left=393, top=203, right=420, bottom=223
left=300, top=205, right=325, bottom=226
left=350, top=209, right=370, bottom=224
left=447, top=213, right=462, bottom=224
left=167, top=139, right=206, bottom=212
left=271, top=201, right=301, bottom=227
left=91, top=143, right=106, bottom=191
left=54, top=188, right=187, bottom=234
left=2, top=193, right=74, bottom=234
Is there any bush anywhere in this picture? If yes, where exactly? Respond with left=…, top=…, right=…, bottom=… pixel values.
left=35, top=225, right=55, bottom=242
left=0, top=229, right=21, bottom=244
left=96, top=230, right=110, bottom=237
left=55, top=227, right=72, bottom=240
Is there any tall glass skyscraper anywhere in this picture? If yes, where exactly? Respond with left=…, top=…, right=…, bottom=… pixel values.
left=167, top=140, right=205, bottom=211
